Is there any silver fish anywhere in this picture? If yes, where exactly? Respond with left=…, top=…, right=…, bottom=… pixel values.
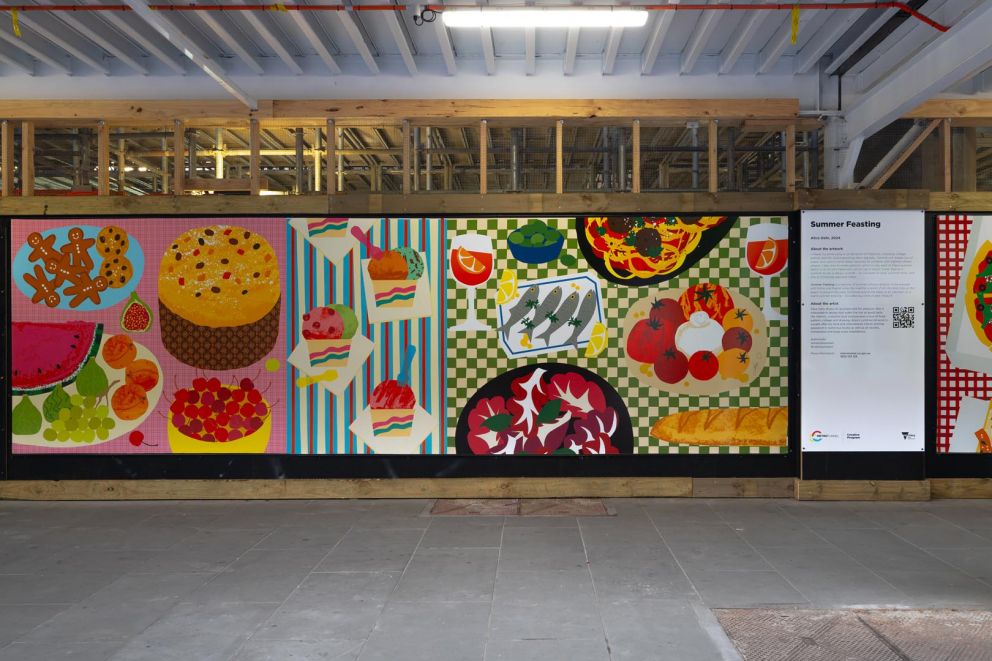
left=534, top=290, right=580, bottom=345
left=564, top=290, right=598, bottom=349
left=497, top=286, right=540, bottom=336
left=521, top=286, right=563, bottom=339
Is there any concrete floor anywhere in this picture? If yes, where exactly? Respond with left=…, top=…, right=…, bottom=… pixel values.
left=0, top=498, right=990, bottom=660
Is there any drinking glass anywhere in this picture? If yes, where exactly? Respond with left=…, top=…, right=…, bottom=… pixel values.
left=746, top=222, right=788, bottom=321
left=449, top=233, right=494, bottom=332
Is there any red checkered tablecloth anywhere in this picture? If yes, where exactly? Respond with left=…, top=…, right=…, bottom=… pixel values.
left=936, top=214, right=992, bottom=452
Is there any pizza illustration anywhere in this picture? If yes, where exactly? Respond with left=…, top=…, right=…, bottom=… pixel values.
left=966, top=240, right=992, bottom=348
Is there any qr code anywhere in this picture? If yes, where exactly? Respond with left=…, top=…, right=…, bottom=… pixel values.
left=893, top=306, right=915, bottom=328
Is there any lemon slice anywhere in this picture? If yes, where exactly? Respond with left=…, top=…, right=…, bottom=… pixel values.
left=495, top=268, right=519, bottom=305
left=520, top=334, right=532, bottom=349
left=584, top=322, right=608, bottom=358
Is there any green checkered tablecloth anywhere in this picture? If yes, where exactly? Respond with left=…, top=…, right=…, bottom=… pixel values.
left=445, top=216, right=789, bottom=454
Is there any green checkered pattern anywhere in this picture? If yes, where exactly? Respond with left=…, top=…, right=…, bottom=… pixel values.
left=445, top=216, right=789, bottom=454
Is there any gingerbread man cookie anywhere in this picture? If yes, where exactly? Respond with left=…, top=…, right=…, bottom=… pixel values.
left=60, top=227, right=95, bottom=271
left=26, top=232, right=61, bottom=264
left=100, top=255, right=134, bottom=289
left=64, top=275, right=108, bottom=308
left=96, top=225, right=129, bottom=258
left=22, top=264, right=61, bottom=307
left=45, top=253, right=89, bottom=287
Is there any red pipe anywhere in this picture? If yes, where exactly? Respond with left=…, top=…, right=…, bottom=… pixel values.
left=3, top=1, right=950, bottom=32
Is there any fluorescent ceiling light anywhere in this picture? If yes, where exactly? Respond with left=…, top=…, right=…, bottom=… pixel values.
left=441, top=8, right=649, bottom=28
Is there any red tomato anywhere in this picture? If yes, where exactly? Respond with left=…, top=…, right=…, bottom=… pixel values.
left=626, top=319, right=665, bottom=364
left=688, top=351, right=719, bottom=381
left=654, top=346, right=689, bottom=384
left=649, top=298, right=686, bottom=327
left=722, top=327, right=753, bottom=352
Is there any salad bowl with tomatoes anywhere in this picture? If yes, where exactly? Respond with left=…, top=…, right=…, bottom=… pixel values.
left=622, top=283, right=768, bottom=396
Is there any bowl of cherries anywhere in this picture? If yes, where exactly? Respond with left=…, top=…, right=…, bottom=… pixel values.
left=166, top=376, right=273, bottom=453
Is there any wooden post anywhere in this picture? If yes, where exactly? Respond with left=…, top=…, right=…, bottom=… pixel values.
left=708, top=120, right=718, bottom=193
left=953, top=127, right=977, bottom=192
left=116, top=135, right=126, bottom=193
left=313, top=127, right=322, bottom=193
left=631, top=119, right=641, bottom=194
left=215, top=128, right=224, bottom=181
left=402, top=120, right=411, bottom=194
left=326, top=119, right=336, bottom=195
left=941, top=118, right=951, bottom=193
left=785, top=123, right=796, bottom=192
left=479, top=119, right=488, bottom=195
left=249, top=118, right=260, bottom=195
left=21, top=121, right=34, bottom=197
left=97, top=121, right=110, bottom=196
left=1, top=120, right=13, bottom=197
left=172, top=119, right=185, bottom=195
left=555, top=119, right=564, bottom=195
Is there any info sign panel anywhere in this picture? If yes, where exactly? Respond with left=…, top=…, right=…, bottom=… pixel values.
left=800, top=210, right=925, bottom=452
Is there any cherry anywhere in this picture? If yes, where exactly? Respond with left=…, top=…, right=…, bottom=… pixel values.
left=184, top=404, right=198, bottom=419
left=192, top=377, right=207, bottom=391
left=128, top=431, right=144, bottom=447
left=201, top=391, right=214, bottom=406
left=240, top=377, right=255, bottom=391
left=173, top=413, right=186, bottom=428
left=198, top=404, right=212, bottom=419
left=240, top=403, right=255, bottom=418
left=217, top=388, right=231, bottom=401
left=215, top=427, right=229, bottom=442
left=230, top=415, right=244, bottom=429
left=255, top=402, right=268, bottom=417
left=231, top=389, right=245, bottom=402
left=247, top=390, right=262, bottom=405
left=228, top=430, right=243, bottom=441
left=207, top=377, right=221, bottom=392
left=174, top=389, right=189, bottom=404
left=203, top=419, right=217, bottom=433
left=201, top=433, right=215, bottom=442
left=188, top=419, right=203, bottom=433
left=225, top=401, right=239, bottom=415
left=187, top=391, right=200, bottom=404
left=170, top=400, right=184, bottom=415
left=217, top=412, right=231, bottom=427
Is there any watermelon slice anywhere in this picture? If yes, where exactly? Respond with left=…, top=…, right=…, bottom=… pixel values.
left=12, top=321, right=103, bottom=395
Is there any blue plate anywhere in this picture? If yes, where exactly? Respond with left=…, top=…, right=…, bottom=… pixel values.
left=13, top=225, right=145, bottom=311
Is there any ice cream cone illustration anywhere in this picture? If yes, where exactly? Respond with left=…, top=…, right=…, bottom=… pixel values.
left=302, top=305, right=358, bottom=369
left=353, top=227, right=423, bottom=309
left=370, top=345, right=417, bottom=438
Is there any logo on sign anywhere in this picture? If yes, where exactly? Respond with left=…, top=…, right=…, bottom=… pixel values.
left=810, top=430, right=824, bottom=443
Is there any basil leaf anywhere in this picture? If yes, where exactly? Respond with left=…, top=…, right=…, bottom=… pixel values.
left=537, top=399, right=562, bottom=424
left=552, top=448, right=577, bottom=456
left=482, top=413, right=512, bottom=432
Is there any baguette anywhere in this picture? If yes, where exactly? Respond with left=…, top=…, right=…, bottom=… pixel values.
left=650, top=407, right=787, bottom=447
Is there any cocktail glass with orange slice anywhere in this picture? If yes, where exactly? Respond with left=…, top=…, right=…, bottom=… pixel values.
left=745, top=222, right=788, bottom=321
left=449, top=233, right=494, bottom=332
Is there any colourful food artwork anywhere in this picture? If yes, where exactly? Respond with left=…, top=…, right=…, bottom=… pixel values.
left=455, top=364, right=633, bottom=455
left=577, top=215, right=734, bottom=285
left=13, top=225, right=144, bottom=310
left=158, top=225, right=281, bottom=370
left=623, top=283, right=768, bottom=395
left=12, top=323, right=163, bottom=448
left=166, top=375, right=272, bottom=453
left=649, top=407, right=788, bottom=448
left=507, top=219, right=566, bottom=264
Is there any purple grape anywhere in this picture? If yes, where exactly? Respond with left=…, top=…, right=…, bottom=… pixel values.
left=201, top=392, right=214, bottom=406
left=188, top=418, right=203, bottom=433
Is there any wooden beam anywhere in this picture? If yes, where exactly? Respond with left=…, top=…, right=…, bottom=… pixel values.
left=249, top=118, right=260, bottom=196
left=785, top=123, right=796, bottom=193
left=953, top=127, right=977, bottom=192
left=172, top=120, right=185, bottom=195
left=693, top=477, right=795, bottom=498
left=185, top=176, right=262, bottom=192
left=402, top=120, right=411, bottom=195
left=326, top=119, right=336, bottom=195
left=555, top=120, right=564, bottom=195
left=631, top=119, right=641, bottom=194
left=870, top=119, right=941, bottom=190
left=275, top=99, right=801, bottom=121
left=907, top=98, right=992, bottom=119
left=97, top=121, right=111, bottom=196
left=942, top=118, right=952, bottom=193
left=20, top=121, right=34, bottom=197
left=479, top=119, right=488, bottom=195
left=796, top=480, right=930, bottom=501
left=708, top=120, right=718, bottom=194
left=0, top=478, right=695, bottom=500
left=931, top=478, right=992, bottom=499
left=1, top=120, right=13, bottom=197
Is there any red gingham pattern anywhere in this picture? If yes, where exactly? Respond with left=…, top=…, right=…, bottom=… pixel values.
left=937, top=214, right=992, bottom=452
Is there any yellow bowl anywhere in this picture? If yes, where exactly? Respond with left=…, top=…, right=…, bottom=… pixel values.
left=167, top=412, right=272, bottom=454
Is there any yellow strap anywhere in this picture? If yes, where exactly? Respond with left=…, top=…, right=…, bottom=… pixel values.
left=11, top=8, right=21, bottom=38
left=790, top=4, right=800, bottom=44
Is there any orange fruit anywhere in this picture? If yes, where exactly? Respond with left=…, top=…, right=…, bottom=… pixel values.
left=718, top=349, right=750, bottom=382
left=456, top=247, right=486, bottom=274
left=102, top=335, right=136, bottom=370
left=125, top=359, right=159, bottom=392
left=757, top=239, right=778, bottom=270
